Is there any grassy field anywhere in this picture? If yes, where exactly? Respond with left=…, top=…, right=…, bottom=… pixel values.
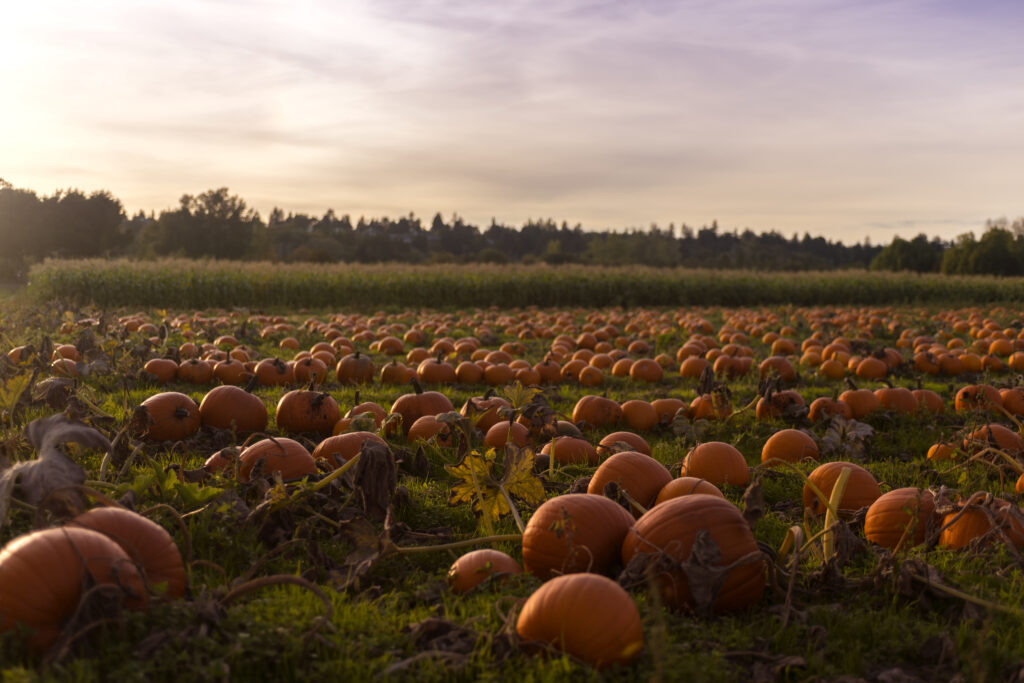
left=3, top=278, right=1024, bottom=680
left=26, top=257, right=1024, bottom=309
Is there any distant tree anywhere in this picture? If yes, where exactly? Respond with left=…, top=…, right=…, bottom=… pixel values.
left=870, top=234, right=944, bottom=272
left=149, top=188, right=262, bottom=259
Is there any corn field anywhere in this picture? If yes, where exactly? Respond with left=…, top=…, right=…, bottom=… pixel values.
left=27, top=258, right=1024, bottom=309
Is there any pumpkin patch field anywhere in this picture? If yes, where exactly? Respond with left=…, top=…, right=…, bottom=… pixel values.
left=4, top=278, right=1024, bottom=680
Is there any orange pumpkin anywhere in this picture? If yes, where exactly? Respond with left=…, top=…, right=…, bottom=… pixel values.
left=139, top=392, right=201, bottom=442
left=587, top=451, right=672, bottom=514
left=572, top=395, right=622, bottom=430
left=521, top=494, right=634, bottom=580
left=238, top=437, right=317, bottom=483
left=864, top=487, right=936, bottom=550
left=516, top=573, right=644, bottom=669
left=275, top=390, right=341, bottom=436
left=390, top=382, right=454, bottom=436
left=0, top=527, right=147, bottom=649
left=312, top=431, right=388, bottom=469
left=198, top=385, right=267, bottom=434
left=621, top=495, right=764, bottom=613
left=447, top=549, right=522, bottom=594
left=654, top=477, right=725, bottom=505
left=681, top=442, right=749, bottom=487
left=69, top=507, right=186, bottom=599
left=760, top=429, right=819, bottom=465
left=540, top=436, right=598, bottom=466
left=802, top=461, right=880, bottom=514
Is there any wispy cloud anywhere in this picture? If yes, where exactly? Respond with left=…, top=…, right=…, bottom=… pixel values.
left=1, top=0, right=1022, bottom=241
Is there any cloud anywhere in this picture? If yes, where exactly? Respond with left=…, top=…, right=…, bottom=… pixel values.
left=2, top=0, right=1023, bottom=243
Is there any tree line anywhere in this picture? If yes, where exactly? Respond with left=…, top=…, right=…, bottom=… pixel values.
left=0, top=180, right=1019, bottom=281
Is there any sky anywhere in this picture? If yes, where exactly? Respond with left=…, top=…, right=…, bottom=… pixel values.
left=2, top=0, right=1023, bottom=245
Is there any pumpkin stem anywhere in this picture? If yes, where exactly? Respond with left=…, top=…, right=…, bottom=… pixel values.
left=393, top=533, right=523, bottom=554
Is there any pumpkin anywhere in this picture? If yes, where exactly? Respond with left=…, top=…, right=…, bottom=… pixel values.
left=837, top=389, right=879, bottom=419
left=522, top=494, right=634, bottom=580
left=854, top=356, right=887, bottom=380
left=175, top=358, right=212, bottom=385
left=754, top=390, right=805, bottom=420
left=571, top=395, right=622, bottom=430
left=390, top=381, right=454, bottom=436
left=212, top=358, right=250, bottom=385
left=597, top=431, right=651, bottom=457
left=681, top=442, right=749, bottom=487
left=292, top=357, right=328, bottom=385
left=692, top=392, right=733, bottom=420
left=629, top=358, right=662, bottom=383
left=760, top=429, right=819, bottom=465
left=864, top=487, right=936, bottom=549
left=142, top=358, right=178, bottom=384
left=407, top=415, right=453, bottom=446
left=484, top=421, right=531, bottom=449
left=336, top=351, right=375, bottom=385
left=802, top=461, right=880, bottom=514
left=484, top=363, right=516, bottom=386
left=620, top=400, right=658, bottom=432
left=587, top=451, right=672, bottom=515
left=954, top=384, right=1003, bottom=413
left=381, top=360, right=414, bottom=385
left=198, top=385, right=268, bottom=434
left=254, top=357, right=292, bottom=386
left=447, top=549, right=522, bottom=594
left=679, top=356, right=710, bottom=379
left=650, top=397, right=687, bottom=422
left=238, top=437, right=317, bottom=483
left=807, top=397, right=852, bottom=422
left=926, top=443, right=955, bottom=460
left=963, top=424, right=1023, bottom=456
left=912, top=388, right=945, bottom=414
left=621, top=495, right=764, bottom=613
left=454, top=361, right=484, bottom=384
left=758, top=356, right=796, bottom=382
left=516, top=573, right=643, bottom=669
left=0, top=527, right=147, bottom=649
left=539, top=436, right=598, bottom=465
left=874, top=387, right=918, bottom=415
left=460, top=393, right=512, bottom=432
left=532, top=359, right=562, bottom=384
left=654, top=477, right=725, bottom=505
left=344, top=400, right=388, bottom=430
left=312, top=431, right=389, bottom=469
left=275, top=390, right=341, bottom=435
left=69, top=507, right=186, bottom=599
left=417, top=356, right=457, bottom=384
left=939, top=496, right=1024, bottom=550
left=139, top=392, right=201, bottom=442
left=577, top=365, right=604, bottom=387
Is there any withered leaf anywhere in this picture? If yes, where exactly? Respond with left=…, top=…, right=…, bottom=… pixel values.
left=0, top=414, right=111, bottom=526
left=741, top=476, right=765, bottom=526
left=349, top=440, right=397, bottom=522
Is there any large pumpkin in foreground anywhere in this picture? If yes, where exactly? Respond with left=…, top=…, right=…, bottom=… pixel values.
left=621, top=494, right=764, bottom=613
left=0, top=527, right=148, bottom=649
left=516, top=573, right=643, bottom=669
left=69, top=507, right=186, bottom=599
left=522, top=494, right=634, bottom=580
